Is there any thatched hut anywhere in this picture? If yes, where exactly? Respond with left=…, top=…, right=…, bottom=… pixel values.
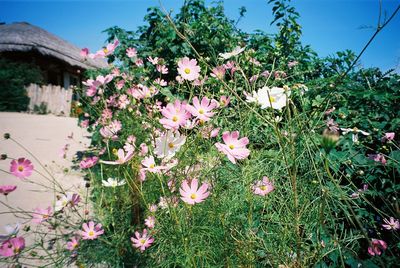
left=0, top=22, right=107, bottom=88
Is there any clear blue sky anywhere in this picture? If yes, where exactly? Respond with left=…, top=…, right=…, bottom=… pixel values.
left=1, top=0, right=399, bottom=72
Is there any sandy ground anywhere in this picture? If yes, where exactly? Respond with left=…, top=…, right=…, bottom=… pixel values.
left=0, top=112, right=90, bottom=261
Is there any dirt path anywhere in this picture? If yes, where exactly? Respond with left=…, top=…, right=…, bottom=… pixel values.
left=0, top=112, right=90, bottom=228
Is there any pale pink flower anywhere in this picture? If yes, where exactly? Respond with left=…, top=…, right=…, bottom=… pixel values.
left=55, top=193, right=81, bottom=211
left=131, top=229, right=154, bottom=252
left=149, top=204, right=158, bottom=212
left=381, top=132, right=395, bottom=142
left=154, top=78, right=167, bottom=86
left=116, top=80, right=125, bottom=90
left=144, top=216, right=155, bottom=229
left=86, top=86, right=97, bottom=97
left=368, top=153, right=387, bottom=165
left=382, top=217, right=400, bottom=230
left=223, top=61, right=237, bottom=76
left=10, top=158, right=34, bottom=179
left=81, top=221, right=104, bottom=240
left=135, top=58, right=144, bottom=66
left=215, top=131, right=250, bottom=164
left=128, top=84, right=158, bottom=99
left=288, top=61, right=298, bottom=68
left=180, top=178, right=210, bottom=205
left=368, top=239, right=387, bottom=256
left=118, top=94, right=130, bottom=109
left=193, top=76, right=208, bottom=86
left=32, top=206, right=53, bottom=224
left=79, top=156, right=98, bottom=169
left=219, top=96, right=230, bottom=107
left=0, top=185, right=17, bottom=196
left=100, top=149, right=134, bottom=165
left=201, top=126, right=220, bottom=139
left=91, top=40, right=119, bottom=59
left=249, top=58, right=261, bottom=66
left=59, top=144, right=69, bottom=159
left=219, top=46, right=245, bottom=59
left=139, top=143, right=148, bottom=156
left=66, top=237, right=79, bottom=251
left=252, top=177, right=275, bottom=196
left=155, top=131, right=186, bottom=159
left=156, top=64, right=168, bottom=74
left=80, top=119, right=89, bottom=128
left=185, top=96, right=218, bottom=122
left=147, top=56, right=159, bottom=65
left=141, top=156, right=165, bottom=173
left=0, top=237, right=25, bottom=257
left=249, top=75, right=259, bottom=84
left=159, top=100, right=191, bottom=130
left=95, top=74, right=113, bottom=87
left=261, top=70, right=270, bottom=77
left=176, top=75, right=184, bottom=84
left=126, top=47, right=137, bottom=58
left=274, top=71, right=287, bottom=79
left=177, top=57, right=201, bottom=81
left=112, top=68, right=120, bottom=76
left=210, top=66, right=225, bottom=80
left=100, top=120, right=122, bottom=140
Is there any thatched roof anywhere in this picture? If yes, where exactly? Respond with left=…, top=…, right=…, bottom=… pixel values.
left=0, top=22, right=107, bottom=69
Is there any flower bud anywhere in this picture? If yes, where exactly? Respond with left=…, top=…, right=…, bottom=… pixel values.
left=3, top=133, right=10, bottom=139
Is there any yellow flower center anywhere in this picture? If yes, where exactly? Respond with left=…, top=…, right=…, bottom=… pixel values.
left=18, top=165, right=24, bottom=172
left=184, top=68, right=191, bottom=74
left=140, top=239, right=146, bottom=244
left=168, top=142, right=174, bottom=148
left=149, top=164, right=155, bottom=169
left=269, top=96, right=276, bottom=103
left=172, top=116, right=178, bottom=122
left=229, top=144, right=235, bottom=150
left=88, top=231, right=94, bottom=237
left=198, top=109, right=204, bottom=114
left=112, top=148, right=118, bottom=155
left=190, top=193, right=197, bottom=199
left=260, top=186, right=267, bottom=191
left=103, top=48, right=108, bottom=54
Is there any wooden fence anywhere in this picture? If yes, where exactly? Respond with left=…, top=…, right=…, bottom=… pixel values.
left=26, top=84, right=73, bottom=116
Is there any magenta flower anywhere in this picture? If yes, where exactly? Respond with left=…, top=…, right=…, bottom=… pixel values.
left=180, top=178, right=210, bottom=205
left=80, top=48, right=89, bottom=58
left=79, top=156, right=99, bottom=169
left=381, top=132, right=395, bottom=142
left=100, top=149, right=134, bottom=165
left=368, top=153, right=387, bottom=165
left=10, top=158, right=34, bottom=179
left=185, top=96, right=218, bottom=122
left=0, top=185, right=17, bottom=196
left=81, top=221, right=104, bottom=240
left=131, top=229, right=154, bottom=252
left=382, top=217, right=400, bottom=231
left=177, top=57, right=201, bottom=81
left=144, top=216, right=155, bottom=229
left=0, top=237, right=25, bottom=257
left=126, top=47, right=137, bottom=58
left=32, top=206, right=53, bottom=224
left=215, top=131, right=250, bottom=164
left=66, top=236, right=79, bottom=251
left=252, top=177, right=275, bottom=196
left=159, top=100, right=191, bottom=130
left=91, top=40, right=119, bottom=59
left=368, top=239, right=387, bottom=256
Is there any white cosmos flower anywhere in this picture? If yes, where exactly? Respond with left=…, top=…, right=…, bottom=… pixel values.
left=102, top=178, right=126, bottom=187
left=245, top=86, right=290, bottom=110
left=219, top=46, right=245, bottom=60
left=340, top=127, right=370, bottom=142
left=155, top=131, right=186, bottom=159
left=0, top=222, right=20, bottom=243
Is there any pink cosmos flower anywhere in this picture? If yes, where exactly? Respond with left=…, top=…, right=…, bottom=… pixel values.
left=80, top=119, right=89, bottom=128
left=128, top=84, right=158, bottom=99
left=10, top=158, right=34, bottom=179
left=368, top=153, right=387, bottom=165
left=156, top=64, right=168, bottom=74
left=116, top=80, right=125, bottom=90
left=100, top=120, right=122, bottom=140
left=55, top=192, right=81, bottom=211
left=126, top=47, right=137, bottom=58
left=215, top=131, right=250, bottom=164
left=135, top=58, right=144, bottom=66
left=177, top=57, right=201, bottom=81
left=210, top=66, right=226, bottom=80
left=149, top=204, right=158, bottom=212
left=381, top=132, right=395, bottom=142
left=141, top=156, right=166, bottom=173
left=0, top=185, right=17, bottom=196
left=118, top=94, right=130, bottom=109
left=288, top=61, right=299, bottom=68
left=179, top=178, right=210, bottom=205
left=368, top=239, right=387, bottom=256
left=139, top=143, right=148, bottom=157
left=154, top=78, right=167, bottom=86
left=100, top=149, right=134, bottom=165
left=201, top=126, right=220, bottom=139
left=66, top=237, right=79, bottom=251
left=0, top=237, right=25, bottom=257
left=81, top=221, right=104, bottom=240
left=90, top=40, right=119, bottom=59
left=144, top=216, right=155, bottom=229
left=79, top=156, right=99, bottom=169
left=252, top=177, right=275, bottom=196
left=159, top=100, right=191, bottom=130
left=131, top=229, right=154, bottom=252
left=185, top=96, right=218, bottom=122
left=382, top=217, right=400, bottom=231
left=219, top=96, right=230, bottom=107
left=32, top=206, right=53, bottom=224
left=147, top=56, right=159, bottom=65
left=80, top=48, right=89, bottom=58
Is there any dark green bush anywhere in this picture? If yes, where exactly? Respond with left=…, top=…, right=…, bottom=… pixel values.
left=0, top=58, right=43, bottom=111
